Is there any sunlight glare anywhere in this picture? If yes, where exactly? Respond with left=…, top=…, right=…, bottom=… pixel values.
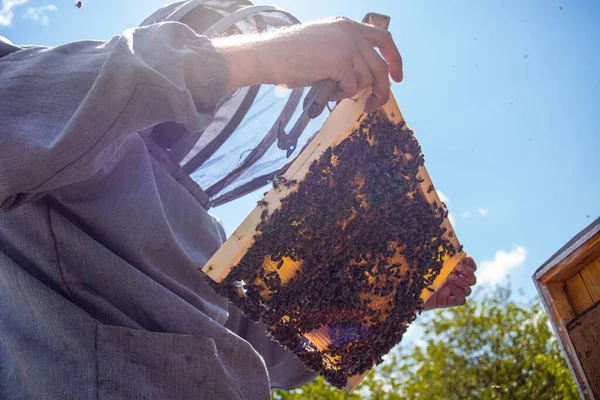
left=274, top=85, right=290, bottom=98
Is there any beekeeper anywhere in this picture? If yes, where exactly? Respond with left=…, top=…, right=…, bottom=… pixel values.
left=0, top=1, right=477, bottom=398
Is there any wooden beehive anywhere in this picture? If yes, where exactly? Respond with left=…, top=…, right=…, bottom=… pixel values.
left=202, top=86, right=466, bottom=392
left=534, top=217, right=600, bottom=400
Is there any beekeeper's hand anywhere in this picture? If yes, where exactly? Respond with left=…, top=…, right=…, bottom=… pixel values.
left=214, top=17, right=403, bottom=113
left=422, top=257, right=478, bottom=311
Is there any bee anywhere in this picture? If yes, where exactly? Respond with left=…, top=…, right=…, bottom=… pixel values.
left=260, top=209, right=269, bottom=221
left=284, top=179, right=298, bottom=188
left=427, top=184, right=434, bottom=193
left=75, top=1, right=83, bottom=8
left=271, top=175, right=288, bottom=190
left=257, top=199, right=269, bottom=207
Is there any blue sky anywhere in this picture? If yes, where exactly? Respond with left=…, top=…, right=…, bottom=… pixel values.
left=2, top=0, right=599, bottom=299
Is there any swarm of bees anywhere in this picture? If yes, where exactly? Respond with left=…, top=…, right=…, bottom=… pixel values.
left=208, top=115, right=459, bottom=389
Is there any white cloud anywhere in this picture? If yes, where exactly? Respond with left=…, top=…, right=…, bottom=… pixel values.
left=461, top=208, right=488, bottom=220
left=478, top=246, right=527, bottom=286
left=22, top=4, right=56, bottom=26
left=448, top=212, right=456, bottom=226
left=0, top=0, right=28, bottom=26
left=433, top=190, right=455, bottom=225
left=436, top=190, right=449, bottom=204
left=432, top=190, right=487, bottom=226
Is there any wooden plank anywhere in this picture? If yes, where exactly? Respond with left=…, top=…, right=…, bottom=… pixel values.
left=539, top=231, right=600, bottom=285
left=580, top=258, right=600, bottom=303
left=568, top=303, right=600, bottom=399
left=547, top=282, right=576, bottom=324
left=566, top=273, right=594, bottom=315
left=534, top=222, right=600, bottom=283
left=535, top=280, right=593, bottom=400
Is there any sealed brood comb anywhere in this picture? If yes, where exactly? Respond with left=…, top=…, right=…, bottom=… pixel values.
left=202, top=88, right=466, bottom=392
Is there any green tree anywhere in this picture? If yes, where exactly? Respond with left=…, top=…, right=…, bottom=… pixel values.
left=273, top=285, right=578, bottom=399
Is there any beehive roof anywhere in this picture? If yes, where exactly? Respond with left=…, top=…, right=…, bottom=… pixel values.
left=534, top=216, right=600, bottom=279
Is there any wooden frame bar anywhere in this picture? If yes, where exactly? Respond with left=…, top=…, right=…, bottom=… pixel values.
left=202, top=86, right=465, bottom=392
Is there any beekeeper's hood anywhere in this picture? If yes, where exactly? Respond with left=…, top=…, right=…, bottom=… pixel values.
left=141, top=1, right=331, bottom=208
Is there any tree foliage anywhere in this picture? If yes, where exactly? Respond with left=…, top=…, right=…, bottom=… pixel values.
left=273, top=285, right=578, bottom=400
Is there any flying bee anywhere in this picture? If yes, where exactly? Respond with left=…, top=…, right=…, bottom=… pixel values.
left=257, top=199, right=269, bottom=207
